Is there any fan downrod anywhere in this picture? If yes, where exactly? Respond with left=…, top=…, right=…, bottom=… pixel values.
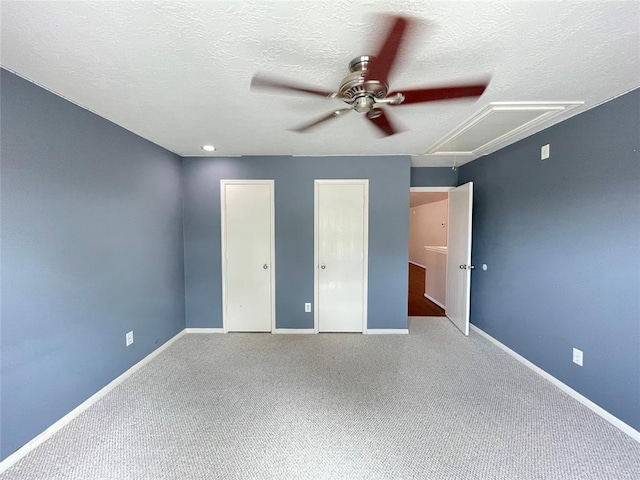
left=348, top=55, right=375, bottom=73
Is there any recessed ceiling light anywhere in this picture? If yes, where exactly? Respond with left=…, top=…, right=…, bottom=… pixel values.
left=201, top=145, right=216, bottom=152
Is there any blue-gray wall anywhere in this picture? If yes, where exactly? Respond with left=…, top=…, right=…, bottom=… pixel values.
left=459, top=88, right=640, bottom=430
left=0, top=69, right=186, bottom=459
left=410, top=166, right=458, bottom=187
left=182, top=155, right=411, bottom=330
left=4, top=57, right=636, bottom=461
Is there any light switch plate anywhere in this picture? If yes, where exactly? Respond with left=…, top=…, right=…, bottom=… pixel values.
left=541, top=144, right=550, bottom=160
left=572, top=347, right=583, bottom=366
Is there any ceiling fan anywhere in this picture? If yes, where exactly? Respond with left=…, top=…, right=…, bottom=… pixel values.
left=250, top=14, right=490, bottom=137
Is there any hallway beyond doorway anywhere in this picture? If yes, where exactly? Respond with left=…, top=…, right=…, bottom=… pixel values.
left=408, top=263, right=445, bottom=316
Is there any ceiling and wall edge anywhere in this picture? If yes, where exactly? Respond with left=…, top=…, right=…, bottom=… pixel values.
left=0, top=66, right=172, bottom=155
left=421, top=101, right=585, bottom=163
left=2, top=65, right=636, bottom=168
left=413, top=85, right=640, bottom=167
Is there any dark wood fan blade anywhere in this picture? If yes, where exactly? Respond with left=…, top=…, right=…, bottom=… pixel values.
left=391, top=83, right=488, bottom=105
left=364, top=15, right=410, bottom=85
left=251, top=75, right=335, bottom=98
left=366, top=108, right=400, bottom=136
left=290, top=108, right=352, bottom=133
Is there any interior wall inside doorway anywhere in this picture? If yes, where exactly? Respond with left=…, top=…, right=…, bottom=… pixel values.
left=409, top=193, right=449, bottom=266
left=408, top=191, right=450, bottom=315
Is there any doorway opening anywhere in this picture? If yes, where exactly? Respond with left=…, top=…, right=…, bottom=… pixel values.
left=408, top=184, right=474, bottom=336
left=408, top=187, right=452, bottom=317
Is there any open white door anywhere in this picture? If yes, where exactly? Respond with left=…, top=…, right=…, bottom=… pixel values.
left=445, top=182, right=473, bottom=336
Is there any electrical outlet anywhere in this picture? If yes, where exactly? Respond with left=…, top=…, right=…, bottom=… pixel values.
left=572, top=347, right=583, bottom=366
left=304, top=303, right=312, bottom=313
left=541, top=144, right=550, bottom=160
left=126, top=331, right=134, bottom=347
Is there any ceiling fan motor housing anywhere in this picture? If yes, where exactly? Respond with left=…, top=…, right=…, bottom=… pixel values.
left=338, top=56, right=388, bottom=111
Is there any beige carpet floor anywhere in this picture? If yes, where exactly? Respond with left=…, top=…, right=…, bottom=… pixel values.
left=2, top=317, right=639, bottom=479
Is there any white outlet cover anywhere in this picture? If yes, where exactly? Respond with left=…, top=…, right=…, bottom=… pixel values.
left=541, top=144, right=550, bottom=160
left=572, top=347, right=583, bottom=366
left=305, top=303, right=312, bottom=313
left=126, top=331, right=134, bottom=346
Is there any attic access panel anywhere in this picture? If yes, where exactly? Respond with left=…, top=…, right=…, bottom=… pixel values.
left=423, top=101, right=583, bottom=159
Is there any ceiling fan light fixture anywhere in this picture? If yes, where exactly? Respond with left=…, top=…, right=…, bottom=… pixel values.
left=354, top=95, right=375, bottom=113
left=201, top=145, right=216, bottom=152
left=249, top=14, right=490, bottom=138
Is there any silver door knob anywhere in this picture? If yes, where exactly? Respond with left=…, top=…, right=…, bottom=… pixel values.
left=320, top=264, right=326, bottom=270
left=459, top=265, right=474, bottom=270
left=459, top=265, right=467, bottom=269
left=263, top=264, right=269, bottom=269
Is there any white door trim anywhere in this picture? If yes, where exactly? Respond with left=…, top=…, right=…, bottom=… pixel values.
left=314, top=179, right=369, bottom=334
left=220, top=179, right=276, bottom=333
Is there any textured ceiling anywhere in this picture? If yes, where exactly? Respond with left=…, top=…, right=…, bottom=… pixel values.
left=1, top=1, right=639, bottom=166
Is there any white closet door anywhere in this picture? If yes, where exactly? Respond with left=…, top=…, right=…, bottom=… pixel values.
left=221, top=180, right=274, bottom=332
left=315, top=180, right=368, bottom=333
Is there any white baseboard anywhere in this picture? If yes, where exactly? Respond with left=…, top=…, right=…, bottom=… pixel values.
left=423, top=293, right=445, bottom=310
left=185, top=328, right=224, bottom=333
left=0, top=329, right=187, bottom=474
left=409, top=261, right=426, bottom=269
left=272, top=328, right=315, bottom=334
left=470, top=324, right=640, bottom=443
left=366, top=329, right=409, bottom=334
